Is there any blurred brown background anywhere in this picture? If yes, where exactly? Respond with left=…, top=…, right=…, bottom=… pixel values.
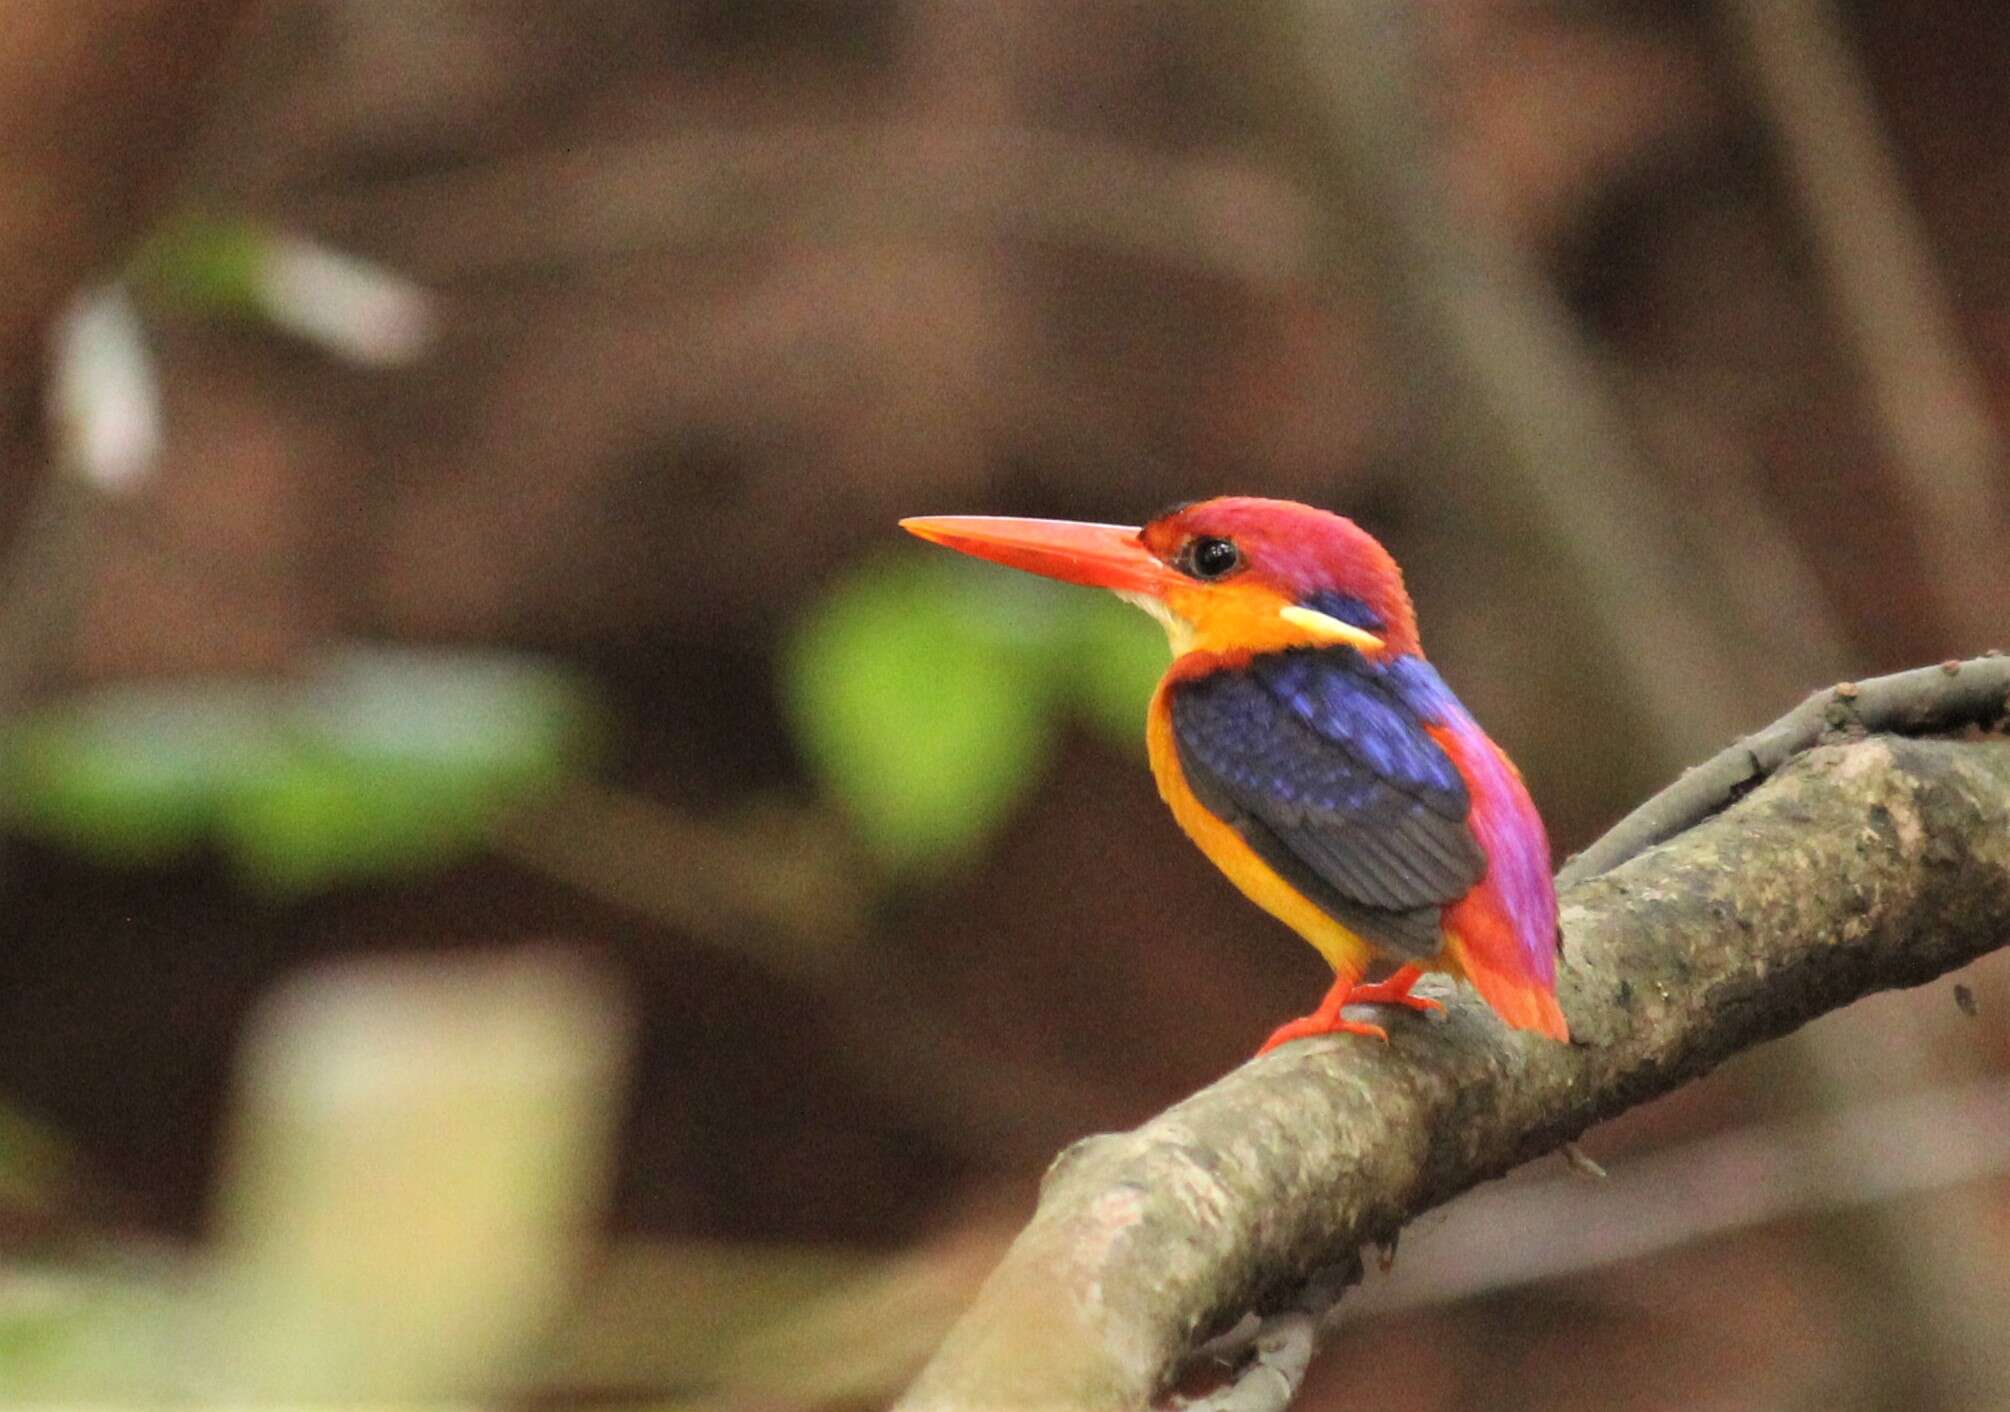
left=2, top=1, right=2009, bottom=1408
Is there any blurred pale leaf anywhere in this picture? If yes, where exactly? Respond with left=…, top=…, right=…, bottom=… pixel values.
left=0, top=952, right=630, bottom=1404
left=0, top=646, right=599, bottom=892
left=52, top=285, right=162, bottom=493
left=714, top=1219, right=1006, bottom=1403
left=130, top=216, right=436, bottom=365
left=206, top=950, right=629, bottom=1402
left=303, top=643, right=593, bottom=778
left=784, top=555, right=1068, bottom=876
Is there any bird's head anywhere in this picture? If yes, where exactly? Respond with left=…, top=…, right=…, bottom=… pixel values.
left=901, top=496, right=1419, bottom=663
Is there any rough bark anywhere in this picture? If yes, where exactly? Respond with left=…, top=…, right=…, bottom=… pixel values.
left=895, top=657, right=2010, bottom=1411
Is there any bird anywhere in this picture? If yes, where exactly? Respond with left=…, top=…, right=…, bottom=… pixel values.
left=900, top=496, right=1567, bottom=1052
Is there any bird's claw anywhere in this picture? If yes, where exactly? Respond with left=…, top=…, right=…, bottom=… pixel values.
left=1256, top=965, right=1437, bottom=1053
left=1344, top=977, right=1442, bottom=1012
left=1256, top=1013, right=1390, bottom=1054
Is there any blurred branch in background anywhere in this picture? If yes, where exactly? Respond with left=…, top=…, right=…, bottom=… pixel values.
left=1258, top=0, right=1756, bottom=774
left=494, top=780, right=1139, bottom=1162
left=1722, top=0, right=2008, bottom=654
left=1355, top=1067, right=2010, bottom=1319
left=551, top=1218, right=1010, bottom=1407
left=297, top=125, right=1314, bottom=292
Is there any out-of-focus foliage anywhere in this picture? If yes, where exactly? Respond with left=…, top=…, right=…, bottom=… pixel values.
left=0, top=951, right=627, bottom=1405
left=1069, top=589, right=1179, bottom=746
left=0, top=645, right=600, bottom=893
left=128, top=212, right=435, bottom=366
left=128, top=214, right=269, bottom=318
left=783, top=552, right=1164, bottom=877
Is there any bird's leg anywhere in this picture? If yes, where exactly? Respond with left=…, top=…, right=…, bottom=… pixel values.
left=1258, top=972, right=1387, bottom=1052
left=1256, top=965, right=1441, bottom=1054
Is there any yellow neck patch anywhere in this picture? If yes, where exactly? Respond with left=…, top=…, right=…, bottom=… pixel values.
left=1117, top=584, right=1383, bottom=660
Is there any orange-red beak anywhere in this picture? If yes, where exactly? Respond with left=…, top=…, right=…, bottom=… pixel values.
left=899, top=515, right=1183, bottom=598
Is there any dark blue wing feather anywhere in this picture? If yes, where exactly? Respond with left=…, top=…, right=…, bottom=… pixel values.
left=1170, top=649, right=1487, bottom=959
left=1254, top=653, right=1469, bottom=816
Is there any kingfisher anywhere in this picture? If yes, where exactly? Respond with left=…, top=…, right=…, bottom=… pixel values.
left=900, top=497, right=1566, bottom=1052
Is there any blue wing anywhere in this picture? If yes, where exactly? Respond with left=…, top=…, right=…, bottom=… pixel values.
left=1169, top=649, right=1487, bottom=959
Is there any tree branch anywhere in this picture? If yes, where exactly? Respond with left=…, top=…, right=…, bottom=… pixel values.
left=895, top=657, right=2010, bottom=1411
left=1560, top=655, right=2010, bottom=887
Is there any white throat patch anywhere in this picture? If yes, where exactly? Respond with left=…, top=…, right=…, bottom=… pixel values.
left=1113, top=589, right=1197, bottom=656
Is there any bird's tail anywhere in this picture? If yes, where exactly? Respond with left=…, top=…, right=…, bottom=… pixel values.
left=1444, top=926, right=1569, bottom=1042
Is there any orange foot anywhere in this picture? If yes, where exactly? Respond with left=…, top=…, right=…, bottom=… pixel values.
left=1256, top=965, right=1441, bottom=1055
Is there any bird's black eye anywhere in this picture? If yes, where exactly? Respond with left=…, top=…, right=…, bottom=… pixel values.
left=1183, top=536, right=1243, bottom=580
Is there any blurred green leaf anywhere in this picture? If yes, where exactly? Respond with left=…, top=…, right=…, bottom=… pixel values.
left=127, top=214, right=268, bottom=317
left=0, top=646, right=600, bottom=894
left=217, top=751, right=483, bottom=894
left=0, top=684, right=291, bottom=865
left=784, top=555, right=1074, bottom=876
left=220, top=646, right=600, bottom=892
left=784, top=551, right=1173, bottom=877
left=0, top=1268, right=131, bottom=1391
left=1065, top=589, right=1169, bottom=752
